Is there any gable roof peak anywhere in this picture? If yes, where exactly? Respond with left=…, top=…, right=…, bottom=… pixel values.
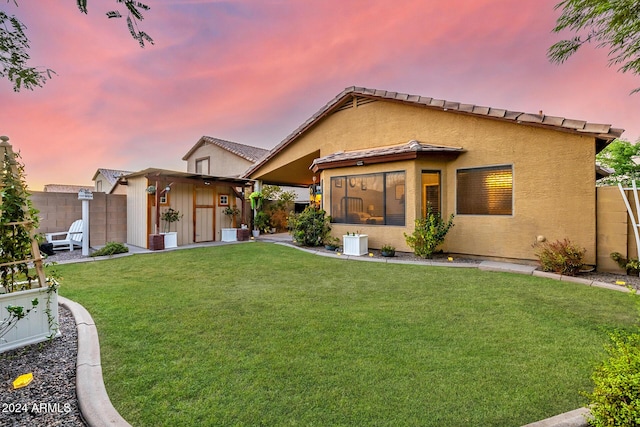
left=182, top=136, right=269, bottom=163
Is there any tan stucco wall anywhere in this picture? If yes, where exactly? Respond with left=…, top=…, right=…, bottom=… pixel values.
left=185, top=143, right=254, bottom=177
left=255, top=99, right=599, bottom=263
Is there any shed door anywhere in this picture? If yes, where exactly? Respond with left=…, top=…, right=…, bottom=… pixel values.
left=194, top=187, right=215, bottom=242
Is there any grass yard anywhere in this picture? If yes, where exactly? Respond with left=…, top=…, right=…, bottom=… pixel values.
left=56, top=243, right=637, bottom=426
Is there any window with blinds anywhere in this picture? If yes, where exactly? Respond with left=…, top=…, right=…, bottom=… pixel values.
left=456, top=165, right=513, bottom=215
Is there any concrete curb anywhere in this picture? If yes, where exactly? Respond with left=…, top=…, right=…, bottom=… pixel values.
left=521, top=407, right=590, bottom=427
left=59, top=296, right=131, bottom=427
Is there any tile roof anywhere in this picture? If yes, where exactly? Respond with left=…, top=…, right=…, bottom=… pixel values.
left=311, top=140, right=464, bottom=171
left=92, top=168, right=134, bottom=185
left=244, top=86, right=624, bottom=178
left=182, top=136, right=269, bottom=163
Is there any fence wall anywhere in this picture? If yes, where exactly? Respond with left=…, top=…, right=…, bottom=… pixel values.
left=31, top=191, right=127, bottom=247
left=596, top=186, right=639, bottom=273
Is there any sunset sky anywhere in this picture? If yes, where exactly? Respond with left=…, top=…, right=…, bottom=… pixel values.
left=2, top=0, right=639, bottom=190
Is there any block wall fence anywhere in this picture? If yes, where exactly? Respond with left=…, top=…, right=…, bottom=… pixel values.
left=597, top=186, right=638, bottom=273
left=31, top=191, right=127, bottom=248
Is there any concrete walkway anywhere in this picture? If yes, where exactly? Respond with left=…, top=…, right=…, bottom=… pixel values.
left=62, top=238, right=619, bottom=427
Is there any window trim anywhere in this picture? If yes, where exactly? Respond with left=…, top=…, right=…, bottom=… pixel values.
left=330, top=170, right=405, bottom=226
left=421, top=170, right=441, bottom=216
left=195, top=156, right=211, bottom=175
left=456, top=164, right=513, bottom=216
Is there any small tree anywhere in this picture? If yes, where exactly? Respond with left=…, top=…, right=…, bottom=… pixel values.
left=160, top=208, right=182, bottom=233
left=596, top=139, right=640, bottom=186
left=548, top=0, right=640, bottom=94
left=2, top=0, right=153, bottom=91
left=0, top=137, right=45, bottom=292
left=404, top=206, right=455, bottom=258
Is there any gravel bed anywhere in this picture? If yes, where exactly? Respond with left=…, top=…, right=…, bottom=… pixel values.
left=0, top=306, right=85, bottom=427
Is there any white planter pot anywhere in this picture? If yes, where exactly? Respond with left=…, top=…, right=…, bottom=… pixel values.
left=161, top=232, right=178, bottom=249
left=252, top=230, right=260, bottom=238
left=0, top=286, right=60, bottom=353
left=222, top=228, right=238, bottom=242
left=343, top=234, right=368, bottom=256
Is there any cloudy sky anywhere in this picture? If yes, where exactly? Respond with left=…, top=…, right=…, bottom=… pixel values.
left=3, top=0, right=639, bottom=190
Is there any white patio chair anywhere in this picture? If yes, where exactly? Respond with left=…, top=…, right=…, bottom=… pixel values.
left=45, top=219, right=84, bottom=251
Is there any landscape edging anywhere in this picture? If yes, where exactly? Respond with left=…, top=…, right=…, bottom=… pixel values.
left=59, top=296, right=132, bottom=427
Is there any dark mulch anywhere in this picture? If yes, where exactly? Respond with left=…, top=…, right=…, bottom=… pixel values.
left=0, top=306, right=85, bottom=426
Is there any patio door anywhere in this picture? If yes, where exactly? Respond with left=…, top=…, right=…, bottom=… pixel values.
left=421, top=171, right=441, bottom=217
left=194, top=187, right=215, bottom=242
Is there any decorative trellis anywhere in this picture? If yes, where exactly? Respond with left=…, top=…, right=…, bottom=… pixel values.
left=0, top=136, right=46, bottom=293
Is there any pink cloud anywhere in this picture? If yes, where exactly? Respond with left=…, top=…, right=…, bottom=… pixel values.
left=2, top=0, right=638, bottom=190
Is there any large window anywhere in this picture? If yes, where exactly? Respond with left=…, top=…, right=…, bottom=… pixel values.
left=330, top=171, right=405, bottom=225
left=457, top=165, right=513, bottom=215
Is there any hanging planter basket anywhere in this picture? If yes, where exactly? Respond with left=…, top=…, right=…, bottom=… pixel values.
left=249, top=192, right=263, bottom=210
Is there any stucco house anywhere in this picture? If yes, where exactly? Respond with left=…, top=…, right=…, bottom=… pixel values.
left=182, top=135, right=310, bottom=206
left=244, top=86, right=623, bottom=265
left=182, top=136, right=269, bottom=177
left=92, top=168, right=133, bottom=195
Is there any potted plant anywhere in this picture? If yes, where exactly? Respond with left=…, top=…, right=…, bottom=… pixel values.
left=0, top=136, right=59, bottom=352
left=626, top=259, right=640, bottom=276
left=249, top=191, right=263, bottom=211
left=254, top=211, right=271, bottom=234
left=160, top=207, right=182, bottom=249
left=221, top=205, right=240, bottom=242
left=381, top=244, right=396, bottom=257
left=343, top=232, right=369, bottom=256
left=223, top=205, right=240, bottom=228
left=610, top=252, right=640, bottom=276
left=324, top=236, right=340, bottom=251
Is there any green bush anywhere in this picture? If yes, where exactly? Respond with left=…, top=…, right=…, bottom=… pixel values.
left=585, top=332, right=640, bottom=427
left=533, top=239, right=585, bottom=276
left=253, top=211, right=271, bottom=233
left=288, top=206, right=331, bottom=247
left=404, top=206, right=454, bottom=258
left=91, top=242, right=129, bottom=257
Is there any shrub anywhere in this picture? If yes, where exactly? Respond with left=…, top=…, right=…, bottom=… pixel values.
left=262, top=185, right=296, bottom=232
left=610, top=252, right=640, bottom=276
left=533, top=239, right=585, bottom=276
left=288, top=206, right=331, bottom=247
left=323, top=236, right=340, bottom=249
left=91, top=242, right=129, bottom=257
left=585, top=331, right=640, bottom=427
left=404, top=206, right=454, bottom=258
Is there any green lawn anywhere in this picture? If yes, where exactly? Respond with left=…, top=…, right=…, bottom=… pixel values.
left=56, top=243, right=637, bottom=426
